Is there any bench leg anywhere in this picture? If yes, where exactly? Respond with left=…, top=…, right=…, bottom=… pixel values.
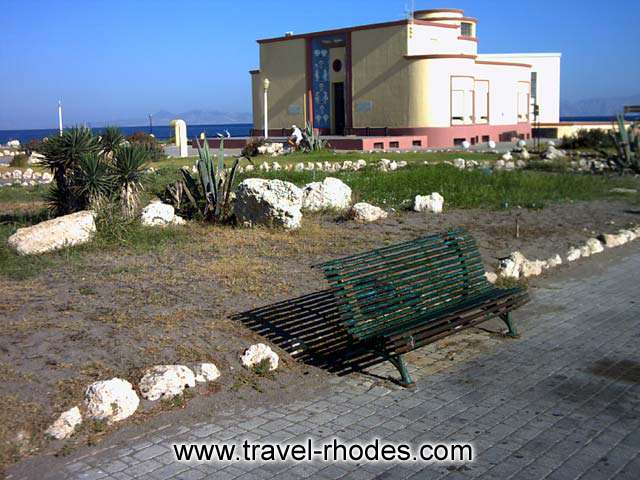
left=500, top=312, right=518, bottom=338
left=388, top=354, right=415, bottom=388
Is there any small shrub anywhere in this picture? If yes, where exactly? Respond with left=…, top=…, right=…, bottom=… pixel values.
left=251, top=358, right=273, bottom=377
left=241, top=137, right=266, bottom=158
left=560, top=129, right=614, bottom=150
left=9, top=154, right=29, bottom=168
left=126, top=131, right=165, bottom=162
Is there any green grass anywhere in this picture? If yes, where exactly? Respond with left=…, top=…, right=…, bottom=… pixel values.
left=241, top=163, right=640, bottom=210
left=0, top=184, right=49, bottom=204
left=0, top=204, right=192, bottom=280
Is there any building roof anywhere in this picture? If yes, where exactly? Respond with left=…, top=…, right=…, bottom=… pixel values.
left=256, top=18, right=459, bottom=44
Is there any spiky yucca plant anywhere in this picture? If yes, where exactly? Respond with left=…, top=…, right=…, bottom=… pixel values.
left=41, top=127, right=102, bottom=215
left=111, top=144, right=149, bottom=217
left=100, top=126, right=126, bottom=158
left=73, top=153, right=114, bottom=209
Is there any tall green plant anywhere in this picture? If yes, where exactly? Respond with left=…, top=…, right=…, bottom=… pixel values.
left=41, top=127, right=102, bottom=215
left=111, top=144, right=149, bottom=217
left=100, top=126, right=125, bottom=158
left=606, top=115, right=640, bottom=173
left=165, top=136, right=239, bottom=222
left=300, top=122, right=327, bottom=152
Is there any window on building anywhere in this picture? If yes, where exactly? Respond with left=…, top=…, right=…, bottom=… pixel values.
left=451, top=76, right=475, bottom=125
left=461, top=22, right=473, bottom=37
left=474, top=80, right=489, bottom=123
left=517, top=82, right=530, bottom=122
left=451, top=90, right=465, bottom=123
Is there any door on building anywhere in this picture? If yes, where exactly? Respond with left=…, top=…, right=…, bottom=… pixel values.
left=333, top=82, right=345, bottom=135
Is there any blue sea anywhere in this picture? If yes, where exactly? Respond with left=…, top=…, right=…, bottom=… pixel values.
left=0, top=123, right=253, bottom=145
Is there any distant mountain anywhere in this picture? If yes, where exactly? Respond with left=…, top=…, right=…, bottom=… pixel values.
left=94, top=110, right=252, bottom=127
left=150, top=110, right=252, bottom=125
left=561, top=94, right=640, bottom=116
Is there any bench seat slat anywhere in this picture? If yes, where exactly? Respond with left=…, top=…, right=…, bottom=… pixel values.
left=318, top=228, right=467, bottom=270
left=334, top=263, right=490, bottom=329
left=345, top=283, right=499, bottom=340
left=322, top=234, right=477, bottom=281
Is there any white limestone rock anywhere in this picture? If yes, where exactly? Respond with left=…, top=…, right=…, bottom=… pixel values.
left=8, top=211, right=95, bottom=256
left=494, top=159, right=506, bottom=169
left=520, top=149, right=531, bottom=160
left=413, top=193, right=444, bottom=214
left=485, top=272, right=498, bottom=284
left=234, top=178, right=303, bottom=230
left=501, top=152, right=513, bottom=161
left=521, top=259, right=546, bottom=278
left=138, top=365, right=196, bottom=401
left=585, top=238, right=604, bottom=255
left=453, top=158, right=466, bottom=170
left=141, top=201, right=175, bottom=227
left=294, top=162, right=305, bottom=172
left=349, top=202, right=388, bottom=223
left=378, top=158, right=394, bottom=172
left=499, top=251, right=526, bottom=279
left=579, top=245, right=591, bottom=258
left=546, top=254, right=562, bottom=268
left=45, top=407, right=82, bottom=440
left=505, top=161, right=516, bottom=171
left=85, top=378, right=139, bottom=423
left=301, top=177, right=352, bottom=212
left=355, top=159, right=367, bottom=170
left=194, top=363, right=221, bottom=383
left=566, top=247, right=582, bottom=262
left=618, top=229, right=637, bottom=243
left=7, top=139, right=20, bottom=148
left=241, top=343, right=279, bottom=371
left=601, top=233, right=625, bottom=248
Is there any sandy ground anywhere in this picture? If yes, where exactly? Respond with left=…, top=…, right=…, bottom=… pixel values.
left=1, top=199, right=639, bottom=470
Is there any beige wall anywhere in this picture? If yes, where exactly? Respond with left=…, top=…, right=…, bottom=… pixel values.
left=253, top=39, right=307, bottom=130
left=351, top=24, right=414, bottom=128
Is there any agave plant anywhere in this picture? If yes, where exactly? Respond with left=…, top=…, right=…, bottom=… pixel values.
left=300, top=122, right=327, bottom=152
left=111, top=144, right=149, bottom=217
left=605, top=115, right=640, bottom=173
left=41, top=126, right=102, bottom=215
left=166, top=136, right=239, bottom=222
left=100, top=126, right=126, bottom=158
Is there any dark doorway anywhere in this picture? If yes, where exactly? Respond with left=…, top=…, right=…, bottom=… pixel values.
left=333, top=82, right=345, bottom=135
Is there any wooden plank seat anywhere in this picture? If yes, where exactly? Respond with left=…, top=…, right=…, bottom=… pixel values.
left=314, top=228, right=529, bottom=387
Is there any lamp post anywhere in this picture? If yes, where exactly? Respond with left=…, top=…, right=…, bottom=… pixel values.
left=58, top=100, right=63, bottom=135
left=263, top=78, right=270, bottom=139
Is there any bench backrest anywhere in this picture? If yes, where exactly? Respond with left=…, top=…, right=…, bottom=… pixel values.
left=316, top=228, right=492, bottom=342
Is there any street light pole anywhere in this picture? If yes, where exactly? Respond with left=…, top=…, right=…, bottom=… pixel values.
left=58, top=100, right=63, bottom=135
left=263, top=78, right=270, bottom=139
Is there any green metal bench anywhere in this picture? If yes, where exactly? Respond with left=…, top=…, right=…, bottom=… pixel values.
left=315, top=228, right=529, bottom=387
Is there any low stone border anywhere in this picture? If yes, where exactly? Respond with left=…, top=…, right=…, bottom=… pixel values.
left=496, top=226, right=640, bottom=281
left=44, top=344, right=279, bottom=441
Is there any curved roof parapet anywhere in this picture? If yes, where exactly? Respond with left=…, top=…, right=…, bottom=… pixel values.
left=414, top=8, right=464, bottom=20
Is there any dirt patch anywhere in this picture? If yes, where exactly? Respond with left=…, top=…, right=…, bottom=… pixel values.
left=0, top=198, right=638, bottom=470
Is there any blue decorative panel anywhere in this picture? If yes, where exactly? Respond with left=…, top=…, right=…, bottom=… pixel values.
left=311, top=34, right=345, bottom=129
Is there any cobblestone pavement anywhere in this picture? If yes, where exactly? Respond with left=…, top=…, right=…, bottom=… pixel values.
left=12, top=251, right=640, bottom=480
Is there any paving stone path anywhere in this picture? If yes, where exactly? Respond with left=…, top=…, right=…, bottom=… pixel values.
left=13, top=251, right=640, bottom=480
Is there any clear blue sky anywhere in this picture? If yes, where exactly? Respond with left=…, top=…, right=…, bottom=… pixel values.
left=1, top=0, right=638, bottom=129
